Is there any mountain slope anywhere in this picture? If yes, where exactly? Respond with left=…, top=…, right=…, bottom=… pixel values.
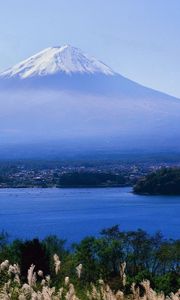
left=0, top=45, right=178, bottom=100
left=0, top=45, right=179, bottom=158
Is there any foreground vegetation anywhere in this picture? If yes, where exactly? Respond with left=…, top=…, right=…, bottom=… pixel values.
left=0, top=256, right=179, bottom=300
left=134, top=168, right=180, bottom=195
left=0, top=226, right=179, bottom=299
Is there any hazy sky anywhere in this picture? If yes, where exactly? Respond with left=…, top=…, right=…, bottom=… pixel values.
left=0, top=0, right=180, bottom=97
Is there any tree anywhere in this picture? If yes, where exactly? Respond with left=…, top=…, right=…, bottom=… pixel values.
left=19, top=239, right=50, bottom=278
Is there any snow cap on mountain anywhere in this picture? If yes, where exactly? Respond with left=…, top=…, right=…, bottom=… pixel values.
left=0, top=45, right=116, bottom=79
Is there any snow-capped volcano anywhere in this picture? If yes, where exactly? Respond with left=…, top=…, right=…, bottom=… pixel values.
left=0, top=44, right=180, bottom=159
left=0, top=45, right=115, bottom=79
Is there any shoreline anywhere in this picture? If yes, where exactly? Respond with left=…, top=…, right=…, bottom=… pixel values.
left=0, top=184, right=131, bottom=189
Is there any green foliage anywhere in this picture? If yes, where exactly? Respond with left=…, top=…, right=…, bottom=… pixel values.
left=0, top=227, right=179, bottom=294
left=73, top=237, right=99, bottom=282
left=0, top=231, right=8, bottom=251
left=134, top=167, right=180, bottom=195
left=154, top=272, right=180, bottom=295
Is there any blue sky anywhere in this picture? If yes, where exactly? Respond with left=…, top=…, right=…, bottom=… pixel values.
left=0, top=0, right=180, bottom=97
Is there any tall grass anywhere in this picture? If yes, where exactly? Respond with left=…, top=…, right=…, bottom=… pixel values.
left=0, top=255, right=179, bottom=300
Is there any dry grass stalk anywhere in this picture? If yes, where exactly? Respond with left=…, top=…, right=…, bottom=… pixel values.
left=0, top=259, right=179, bottom=300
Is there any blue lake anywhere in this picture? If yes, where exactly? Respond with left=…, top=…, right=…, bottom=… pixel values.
left=0, top=187, right=179, bottom=243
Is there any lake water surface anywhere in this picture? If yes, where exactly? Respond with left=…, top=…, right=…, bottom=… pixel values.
left=0, top=187, right=179, bottom=243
